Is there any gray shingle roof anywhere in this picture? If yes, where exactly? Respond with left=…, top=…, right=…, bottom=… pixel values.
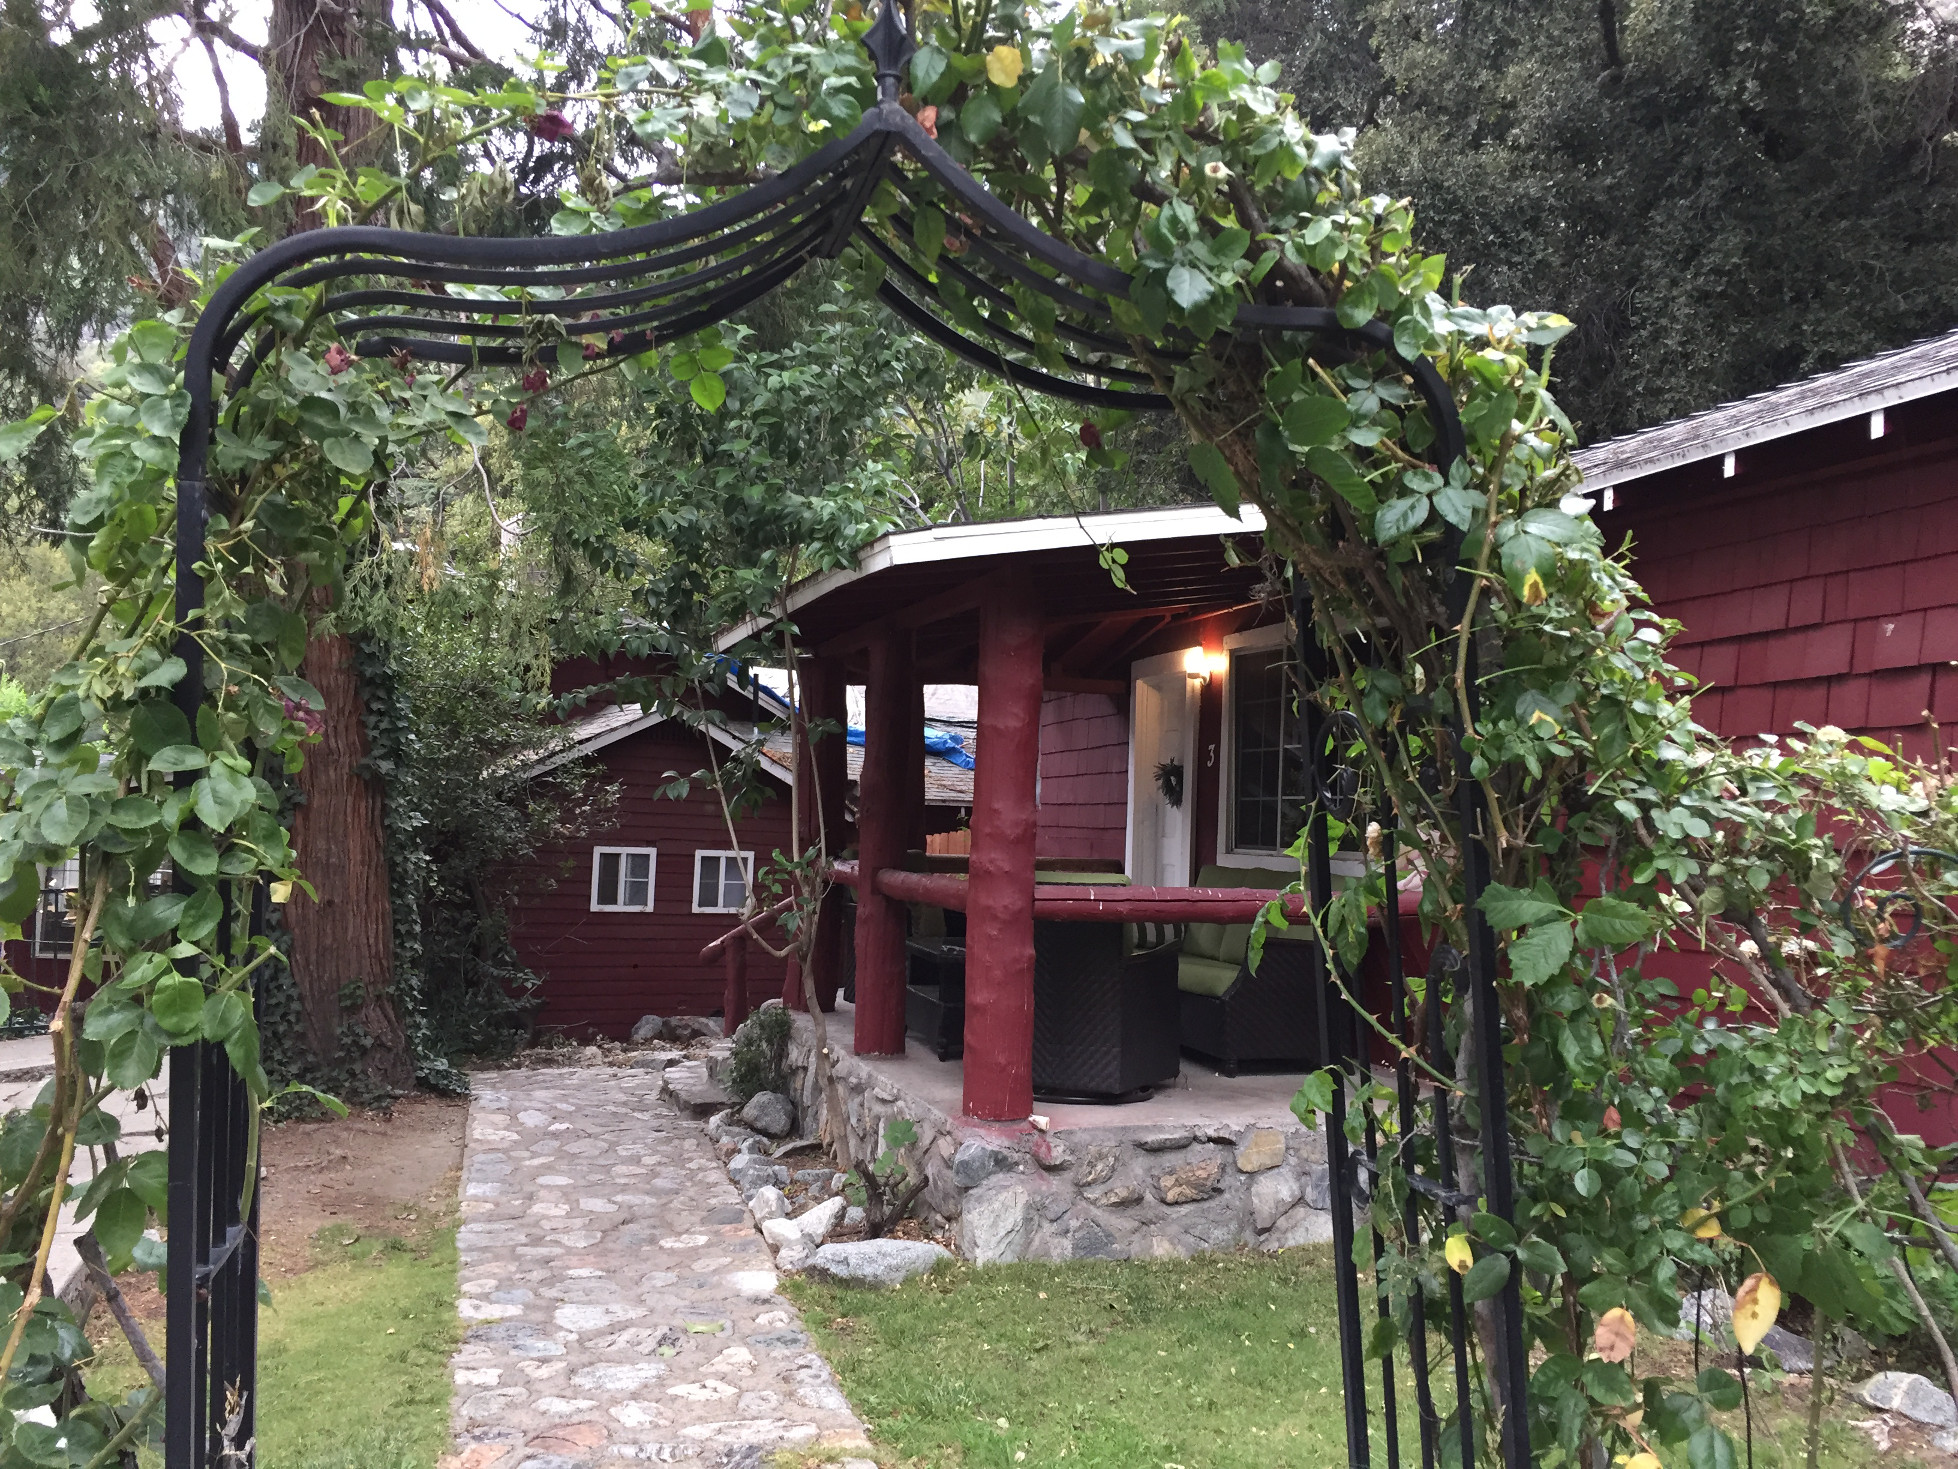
left=1572, top=326, right=1958, bottom=491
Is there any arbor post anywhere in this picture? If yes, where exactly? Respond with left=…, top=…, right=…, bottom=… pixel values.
left=853, top=625, right=912, bottom=1054
left=963, top=571, right=1043, bottom=1121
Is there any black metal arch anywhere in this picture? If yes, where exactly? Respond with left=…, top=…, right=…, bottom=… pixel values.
left=162, top=7, right=1520, bottom=1467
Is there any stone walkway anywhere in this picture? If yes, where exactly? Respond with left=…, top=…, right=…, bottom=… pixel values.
left=445, top=1065, right=873, bottom=1468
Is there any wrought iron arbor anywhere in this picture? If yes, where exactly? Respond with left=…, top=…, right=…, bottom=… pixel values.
left=166, top=5, right=1529, bottom=1464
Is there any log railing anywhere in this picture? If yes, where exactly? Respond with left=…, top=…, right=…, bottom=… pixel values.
left=699, top=895, right=798, bottom=1036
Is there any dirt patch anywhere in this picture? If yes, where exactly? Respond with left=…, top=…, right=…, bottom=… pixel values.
left=257, top=1091, right=468, bottom=1278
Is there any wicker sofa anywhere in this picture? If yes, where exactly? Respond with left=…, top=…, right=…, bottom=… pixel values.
left=1176, top=864, right=1324, bottom=1075
left=1031, top=910, right=1182, bottom=1101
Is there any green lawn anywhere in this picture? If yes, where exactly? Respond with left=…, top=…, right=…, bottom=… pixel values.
left=89, top=1223, right=461, bottom=1469
left=786, top=1246, right=1363, bottom=1469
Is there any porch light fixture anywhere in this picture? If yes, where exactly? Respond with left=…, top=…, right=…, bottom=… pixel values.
left=1183, top=647, right=1228, bottom=683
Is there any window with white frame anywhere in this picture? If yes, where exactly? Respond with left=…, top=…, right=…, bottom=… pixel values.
left=1228, top=645, right=1310, bottom=855
left=34, top=858, right=80, bottom=959
left=591, top=848, right=656, bottom=911
left=692, top=851, right=752, bottom=914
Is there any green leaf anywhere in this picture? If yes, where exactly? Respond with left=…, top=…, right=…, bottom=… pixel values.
left=139, top=390, right=191, bottom=439
left=275, top=676, right=325, bottom=710
left=959, top=92, right=1003, bottom=144
left=130, top=701, right=192, bottom=756
left=1334, top=273, right=1376, bottom=328
left=178, top=885, right=222, bottom=944
left=320, top=434, right=374, bottom=474
left=911, top=45, right=948, bottom=94
left=0, top=864, right=38, bottom=925
left=1305, top=446, right=1374, bottom=513
left=1500, top=530, right=1556, bottom=596
left=128, top=319, right=179, bottom=365
left=1478, top=883, right=1564, bottom=930
left=135, top=656, right=186, bottom=690
left=246, top=180, right=286, bottom=207
left=126, top=1150, right=168, bottom=1211
left=1434, top=483, right=1482, bottom=531
left=1364, top=1314, right=1399, bottom=1361
left=107, top=797, right=161, bottom=831
left=151, top=974, right=205, bottom=1037
left=1022, top=57, right=1085, bottom=153
left=1461, top=1252, right=1510, bottom=1303
left=1576, top=895, right=1660, bottom=950
left=1374, top=495, right=1430, bottom=543
left=1507, top=920, right=1574, bottom=987
left=1688, top=1425, right=1738, bottom=1469
left=194, top=764, right=256, bottom=832
left=1289, top=1068, right=1337, bottom=1125
left=93, top=1188, right=147, bottom=1269
left=447, top=411, right=488, bottom=448
left=202, top=990, right=249, bottom=1043
left=1518, top=506, right=1588, bottom=544
left=913, top=205, right=946, bottom=262
left=689, top=372, right=727, bottom=412
left=1697, top=1367, right=1743, bottom=1412
left=42, top=693, right=84, bottom=741
left=1164, top=264, right=1212, bottom=310
left=1280, top=396, right=1349, bottom=449
left=105, top=1027, right=161, bottom=1090
left=168, top=829, right=219, bottom=878
left=0, top=407, right=57, bottom=463
left=1573, top=1165, right=1601, bottom=1198
left=148, top=744, right=208, bottom=773
left=1514, top=1237, right=1567, bottom=1276
left=1186, top=443, right=1241, bottom=516
left=41, top=794, right=89, bottom=847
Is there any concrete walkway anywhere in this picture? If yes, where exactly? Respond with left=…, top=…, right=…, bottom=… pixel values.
left=445, top=1065, right=873, bottom=1468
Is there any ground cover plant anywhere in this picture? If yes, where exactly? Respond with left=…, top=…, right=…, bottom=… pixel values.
left=785, top=1250, right=1894, bottom=1469
left=2, top=1, right=1958, bottom=1465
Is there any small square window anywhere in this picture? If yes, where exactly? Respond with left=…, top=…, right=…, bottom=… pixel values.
left=591, top=848, right=656, bottom=911
left=692, top=851, right=752, bottom=914
left=33, top=858, right=80, bottom=960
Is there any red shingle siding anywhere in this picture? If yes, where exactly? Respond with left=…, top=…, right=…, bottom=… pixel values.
left=505, top=723, right=792, bottom=1038
left=1037, top=692, right=1128, bottom=862
left=1602, top=391, right=1958, bottom=753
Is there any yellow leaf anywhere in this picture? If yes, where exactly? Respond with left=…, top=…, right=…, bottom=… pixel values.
left=1591, top=1306, right=1636, bottom=1364
left=1444, top=1233, right=1473, bottom=1275
left=1626, top=1454, right=1662, bottom=1469
left=1733, top=1272, right=1780, bottom=1355
left=1522, top=568, right=1547, bottom=605
left=1680, top=1206, right=1723, bottom=1240
left=986, top=44, right=1023, bottom=87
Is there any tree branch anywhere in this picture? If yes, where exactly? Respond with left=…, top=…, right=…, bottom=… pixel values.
left=420, top=0, right=486, bottom=58
left=74, top=1234, right=165, bottom=1393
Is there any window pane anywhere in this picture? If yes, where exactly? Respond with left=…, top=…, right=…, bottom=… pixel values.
left=721, top=858, right=747, bottom=911
left=1231, top=647, right=1308, bottom=853
left=623, top=852, right=651, bottom=908
left=697, top=855, right=720, bottom=910
left=596, top=850, right=621, bottom=906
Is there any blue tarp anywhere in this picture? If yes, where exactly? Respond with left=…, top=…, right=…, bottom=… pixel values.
left=846, top=725, right=976, bottom=770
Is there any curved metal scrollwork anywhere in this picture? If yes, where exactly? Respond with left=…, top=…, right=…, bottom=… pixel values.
left=1838, top=846, right=1958, bottom=952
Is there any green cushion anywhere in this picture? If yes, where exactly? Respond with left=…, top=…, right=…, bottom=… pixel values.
left=1219, top=924, right=1252, bottom=966
left=1196, top=863, right=1294, bottom=890
left=1178, top=954, right=1242, bottom=997
left=1035, top=869, right=1129, bottom=886
left=1183, top=921, right=1227, bottom=960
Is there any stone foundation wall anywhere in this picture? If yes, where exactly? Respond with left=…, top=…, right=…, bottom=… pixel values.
left=781, top=1009, right=1335, bottom=1264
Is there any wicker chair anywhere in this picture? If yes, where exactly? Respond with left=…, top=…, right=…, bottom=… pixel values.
left=1176, top=864, right=1328, bottom=1075
left=1031, top=920, right=1182, bottom=1101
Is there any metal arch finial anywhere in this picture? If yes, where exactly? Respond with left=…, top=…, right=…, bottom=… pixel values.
left=863, top=0, right=913, bottom=103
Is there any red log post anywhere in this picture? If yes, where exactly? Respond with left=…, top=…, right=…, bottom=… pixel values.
left=722, top=933, right=749, bottom=1037
left=964, top=572, right=1044, bottom=1120
left=853, top=624, right=912, bottom=1054
left=904, top=675, right=927, bottom=853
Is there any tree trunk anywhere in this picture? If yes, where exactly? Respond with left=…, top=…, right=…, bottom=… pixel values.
left=286, top=624, right=413, bottom=1089
left=267, top=0, right=394, bottom=229
left=265, top=0, right=413, bottom=1087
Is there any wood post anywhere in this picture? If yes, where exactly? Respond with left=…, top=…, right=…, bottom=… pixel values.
left=786, top=655, right=849, bottom=1011
left=905, top=675, right=927, bottom=852
left=964, top=572, right=1044, bottom=1120
left=853, top=624, right=912, bottom=1054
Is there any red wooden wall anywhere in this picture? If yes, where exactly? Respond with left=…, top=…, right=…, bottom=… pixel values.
left=1036, top=692, right=1128, bottom=862
left=1598, top=386, right=1958, bottom=757
left=506, top=721, right=792, bottom=1038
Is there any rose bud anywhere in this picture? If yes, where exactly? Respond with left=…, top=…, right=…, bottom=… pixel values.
left=325, top=343, right=355, bottom=374
left=526, top=110, right=576, bottom=141
left=1079, top=422, right=1103, bottom=450
left=507, top=403, right=528, bottom=432
left=522, top=367, right=549, bottom=393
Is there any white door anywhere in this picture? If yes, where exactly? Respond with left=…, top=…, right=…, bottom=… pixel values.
left=1130, top=672, right=1195, bottom=887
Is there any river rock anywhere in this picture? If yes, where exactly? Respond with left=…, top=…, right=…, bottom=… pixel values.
left=629, top=1014, right=665, bottom=1042
left=1760, top=1324, right=1813, bottom=1374
left=740, top=1091, right=796, bottom=1138
left=795, top=1196, right=847, bottom=1246
left=806, top=1240, right=952, bottom=1289
left=953, top=1138, right=1018, bottom=1188
left=1251, top=1169, right=1303, bottom=1231
left=958, top=1181, right=1034, bottom=1264
left=1031, top=1135, right=1072, bottom=1170
left=1156, top=1156, right=1222, bottom=1205
left=1668, top=1288, right=1733, bottom=1342
left=1235, top=1129, right=1287, bottom=1174
left=760, top=1218, right=804, bottom=1253
left=748, top=1186, right=789, bottom=1223
left=1134, top=1129, right=1193, bottom=1152
left=667, top=1015, right=723, bottom=1043
left=1856, top=1371, right=1958, bottom=1427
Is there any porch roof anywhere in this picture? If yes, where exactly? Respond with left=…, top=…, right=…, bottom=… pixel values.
left=718, top=503, right=1277, bottom=680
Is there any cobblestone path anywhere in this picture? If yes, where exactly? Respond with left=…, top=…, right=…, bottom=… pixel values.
left=444, top=1066, right=871, bottom=1468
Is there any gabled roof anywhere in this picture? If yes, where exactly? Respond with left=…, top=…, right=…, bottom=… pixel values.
left=718, top=501, right=1268, bottom=651
left=1573, top=326, right=1958, bottom=491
